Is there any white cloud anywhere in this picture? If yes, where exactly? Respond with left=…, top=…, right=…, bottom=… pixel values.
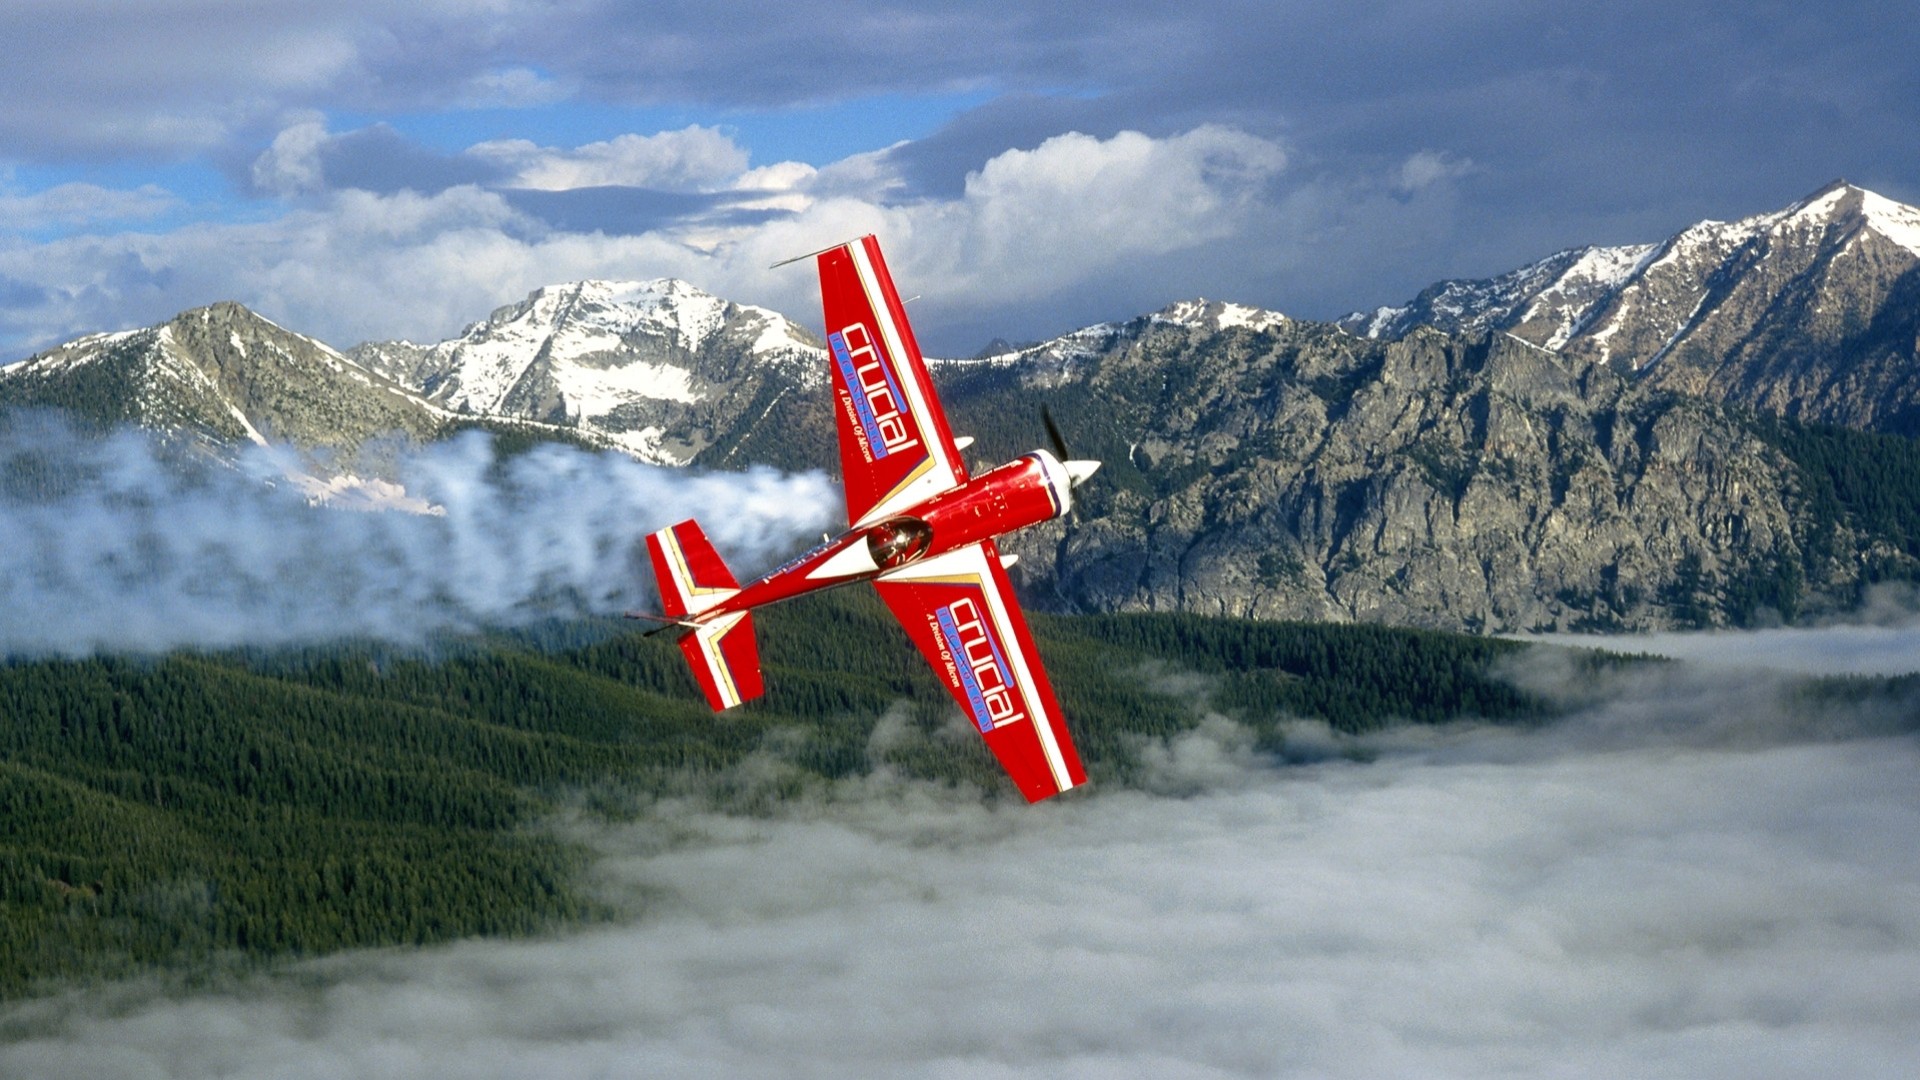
left=1525, top=585, right=1920, bottom=678
left=0, top=417, right=840, bottom=654
left=794, top=145, right=904, bottom=203
left=1, top=125, right=1293, bottom=357
left=898, top=125, right=1289, bottom=300
left=1540, top=622, right=1920, bottom=678
left=0, top=181, right=177, bottom=230
left=1394, top=149, right=1475, bottom=193
left=0, top=185, right=555, bottom=351
left=470, top=127, right=752, bottom=192
left=4, top=663, right=1918, bottom=1078
left=251, top=118, right=333, bottom=197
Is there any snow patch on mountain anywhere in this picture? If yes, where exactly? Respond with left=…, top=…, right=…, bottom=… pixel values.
left=1528, top=244, right=1658, bottom=348
left=406, top=278, right=813, bottom=415
left=0, top=329, right=138, bottom=375
left=291, top=472, right=444, bottom=515
left=1155, top=298, right=1289, bottom=333
left=1862, top=189, right=1920, bottom=256
left=1633, top=214, right=1772, bottom=282
left=1352, top=306, right=1403, bottom=339
left=350, top=278, right=824, bottom=464
left=432, top=280, right=715, bottom=413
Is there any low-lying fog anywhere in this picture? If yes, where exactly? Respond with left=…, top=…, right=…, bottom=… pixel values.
left=5, top=622, right=1918, bottom=1079
left=5, top=415, right=1917, bottom=1076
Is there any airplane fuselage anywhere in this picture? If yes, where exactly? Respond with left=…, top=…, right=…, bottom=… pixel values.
left=706, top=448, right=1077, bottom=617
left=641, top=233, right=1096, bottom=801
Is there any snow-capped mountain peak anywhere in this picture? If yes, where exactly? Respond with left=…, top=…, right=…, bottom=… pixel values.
left=1338, top=242, right=1656, bottom=346
left=1339, top=180, right=1920, bottom=433
left=1153, top=298, right=1290, bottom=333
left=470, top=279, right=734, bottom=368
left=352, top=278, right=823, bottom=463
left=1859, top=187, right=1920, bottom=257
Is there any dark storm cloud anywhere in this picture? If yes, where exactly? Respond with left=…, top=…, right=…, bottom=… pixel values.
left=13, top=1, right=1917, bottom=216
left=854, top=0, right=1920, bottom=318
left=0, top=277, right=51, bottom=310
left=0, top=2, right=1161, bottom=160
left=4, top=0, right=1917, bottom=351
left=297, top=125, right=506, bottom=196
left=510, top=1, right=1182, bottom=108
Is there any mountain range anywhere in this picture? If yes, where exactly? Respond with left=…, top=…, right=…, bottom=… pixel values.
left=1341, top=180, right=1920, bottom=436
left=5, top=180, right=1918, bottom=632
left=348, top=278, right=822, bottom=463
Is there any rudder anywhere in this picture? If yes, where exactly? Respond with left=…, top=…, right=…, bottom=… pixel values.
left=677, top=611, right=765, bottom=711
left=645, top=520, right=763, bottom=711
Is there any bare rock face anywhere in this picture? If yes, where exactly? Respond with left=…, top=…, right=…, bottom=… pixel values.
left=691, top=303, right=1878, bottom=633
left=974, top=320, right=1813, bottom=633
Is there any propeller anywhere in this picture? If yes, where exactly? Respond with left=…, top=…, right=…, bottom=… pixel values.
left=1041, top=405, right=1101, bottom=490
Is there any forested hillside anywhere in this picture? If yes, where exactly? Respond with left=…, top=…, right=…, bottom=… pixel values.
left=3, top=590, right=1563, bottom=1000
left=1749, top=412, right=1920, bottom=595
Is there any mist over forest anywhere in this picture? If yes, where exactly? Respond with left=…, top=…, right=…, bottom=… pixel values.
left=5, top=612, right=1919, bottom=1078
left=3, top=416, right=1918, bottom=1078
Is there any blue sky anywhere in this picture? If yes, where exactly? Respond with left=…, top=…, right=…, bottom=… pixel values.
left=3, top=0, right=1917, bottom=358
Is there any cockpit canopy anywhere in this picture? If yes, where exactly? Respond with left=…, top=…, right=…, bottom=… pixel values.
left=865, top=516, right=933, bottom=568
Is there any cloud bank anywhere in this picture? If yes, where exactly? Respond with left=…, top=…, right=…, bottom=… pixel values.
left=1530, top=590, right=1920, bottom=678
left=3, top=644, right=1918, bottom=1078
left=4, top=2, right=1919, bottom=361
left=0, top=122, right=1294, bottom=358
left=0, top=415, right=838, bottom=655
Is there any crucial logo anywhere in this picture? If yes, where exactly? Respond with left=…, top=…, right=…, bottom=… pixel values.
left=936, top=596, right=1027, bottom=733
left=830, top=323, right=919, bottom=459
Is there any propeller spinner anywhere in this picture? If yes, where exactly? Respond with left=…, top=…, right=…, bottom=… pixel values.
left=1042, top=405, right=1101, bottom=488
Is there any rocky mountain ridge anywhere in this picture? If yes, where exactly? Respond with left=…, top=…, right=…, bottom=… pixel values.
left=8, top=185, right=1920, bottom=631
left=705, top=311, right=1896, bottom=632
left=349, top=279, right=822, bottom=463
left=0, top=302, right=621, bottom=507
left=0, top=303, right=455, bottom=467
left=1342, top=181, right=1920, bottom=434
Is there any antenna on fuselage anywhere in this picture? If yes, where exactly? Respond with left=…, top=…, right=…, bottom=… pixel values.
left=769, top=235, right=873, bottom=269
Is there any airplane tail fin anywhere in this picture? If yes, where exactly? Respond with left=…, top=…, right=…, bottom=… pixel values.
left=646, top=518, right=740, bottom=618
left=644, top=520, right=764, bottom=710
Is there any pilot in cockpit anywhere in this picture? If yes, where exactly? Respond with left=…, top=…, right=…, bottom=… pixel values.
left=866, top=516, right=933, bottom=568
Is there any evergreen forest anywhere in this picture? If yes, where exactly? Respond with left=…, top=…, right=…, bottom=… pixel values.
left=7, top=586, right=1912, bottom=1003
left=4, top=589, right=1574, bottom=1000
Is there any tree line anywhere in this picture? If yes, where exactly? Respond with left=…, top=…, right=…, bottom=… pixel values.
left=5, top=588, right=1608, bottom=999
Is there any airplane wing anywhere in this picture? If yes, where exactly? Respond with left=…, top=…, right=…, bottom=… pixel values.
left=871, top=539, right=1086, bottom=802
left=817, top=236, right=970, bottom=527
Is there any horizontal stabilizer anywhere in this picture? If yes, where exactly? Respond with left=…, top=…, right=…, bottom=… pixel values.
left=678, top=611, right=764, bottom=711
left=643, top=519, right=761, bottom=710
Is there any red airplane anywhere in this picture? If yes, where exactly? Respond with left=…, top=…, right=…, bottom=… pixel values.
left=636, top=235, right=1098, bottom=802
